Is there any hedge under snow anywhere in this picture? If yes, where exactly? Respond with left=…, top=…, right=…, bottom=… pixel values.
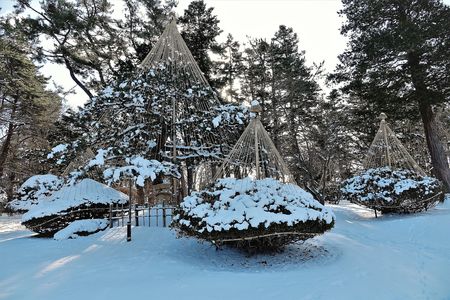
left=54, top=219, right=109, bottom=240
left=174, top=178, right=334, bottom=252
left=22, top=178, right=128, bottom=235
left=341, top=167, right=443, bottom=213
left=8, top=174, right=64, bottom=212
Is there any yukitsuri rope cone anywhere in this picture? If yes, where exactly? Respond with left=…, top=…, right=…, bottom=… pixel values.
left=139, top=16, right=210, bottom=88
left=341, top=113, right=444, bottom=215
left=173, top=101, right=335, bottom=254
left=94, top=15, right=243, bottom=202
left=211, top=102, right=296, bottom=185
left=363, top=113, right=426, bottom=175
left=138, top=15, right=244, bottom=200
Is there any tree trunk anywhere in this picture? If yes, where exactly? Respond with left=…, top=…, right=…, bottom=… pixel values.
left=0, top=106, right=16, bottom=178
left=187, top=164, right=194, bottom=194
left=136, top=185, right=145, bottom=205
left=5, top=172, right=16, bottom=201
left=407, top=50, right=450, bottom=192
left=419, top=102, right=450, bottom=192
left=270, top=74, right=279, bottom=148
left=287, top=109, right=303, bottom=182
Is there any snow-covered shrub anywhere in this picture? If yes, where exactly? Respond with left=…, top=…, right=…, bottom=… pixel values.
left=103, top=155, right=179, bottom=187
left=341, top=167, right=444, bottom=213
left=54, top=219, right=109, bottom=240
left=22, top=179, right=128, bottom=235
left=8, top=174, right=64, bottom=212
left=173, top=178, right=335, bottom=253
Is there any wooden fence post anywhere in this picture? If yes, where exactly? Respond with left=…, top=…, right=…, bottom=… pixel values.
left=148, top=206, right=151, bottom=227
left=156, top=207, right=159, bottom=227
left=127, top=179, right=132, bottom=242
left=121, top=204, right=124, bottom=226
left=163, top=207, right=167, bottom=227
left=109, top=204, right=113, bottom=228
left=135, top=206, right=139, bottom=227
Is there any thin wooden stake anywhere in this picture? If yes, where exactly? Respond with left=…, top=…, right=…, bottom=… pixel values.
left=135, top=206, right=139, bottom=227
left=156, top=207, right=159, bottom=227
left=163, top=205, right=167, bottom=227
left=127, top=179, right=132, bottom=242
left=121, top=203, right=124, bottom=226
left=109, top=204, right=113, bottom=228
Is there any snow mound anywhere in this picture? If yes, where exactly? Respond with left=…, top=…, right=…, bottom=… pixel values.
left=22, top=179, right=128, bottom=235
left=54, top=219, right=109, bottom=240
left=8, top=174, right=64, bottom=212
left=173, top=178, right=334, bottom=253
left=341, top=167, right=444, bottom=213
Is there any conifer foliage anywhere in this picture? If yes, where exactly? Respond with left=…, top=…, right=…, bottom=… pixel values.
left=47, top=64, right=247, bottom=188
left=331, top=0, right=450, bottom=191
left=179, top=0, right=223, bottom=88
left=0, top=34, right=62, bottom=200
left=341, top=167, right=444, bottom=214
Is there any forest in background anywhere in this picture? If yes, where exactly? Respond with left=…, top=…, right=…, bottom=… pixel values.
left=0, top=0, right=449, bottom=202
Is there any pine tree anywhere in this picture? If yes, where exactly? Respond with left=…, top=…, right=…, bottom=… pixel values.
left=0, top=35, right=62, bottom=200
left=331, top=0, right=450, bottom=190
left=269, top=25, right=321, bottom=154
left=118, top=0, right=176, bottom=73
left=217, top=34, right=244, bottom=102
left=241, top=38, right=271, bottom=121
left=306, top=90, right=354, bottom=200
left=47, top=65, right=247, bottom=191
left=7, top=0, right=174, bottom=98
left=241, top=26, right=323, bottom=186
left=178, top=0, right=223, bottom=88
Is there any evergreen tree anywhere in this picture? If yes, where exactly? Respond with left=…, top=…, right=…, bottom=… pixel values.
left=241, top=38, right=271, bottom=114
left=7, top=0, right=175, bottom=98
left=47, top=64, right=247, bottom=192
left=306, top=90, right=354, bottom=199
left=331, top=0, right=450, bottom=190
left=178, top=0, right=223, bottom=88
left=0, top=35, right=62, bottom=200
left=117, top=0, right=175, bottom=75
left=217, top=34, right=244, bottom=102
left=241, top=26, right=323, bottom=186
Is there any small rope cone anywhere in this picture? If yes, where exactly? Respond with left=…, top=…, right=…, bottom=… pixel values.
left=364, top=112, right=425, bottom=175
left=212, top=100, right=296, bottom=184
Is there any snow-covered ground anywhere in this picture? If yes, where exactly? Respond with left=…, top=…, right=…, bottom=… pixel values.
left=1, top=200, right=450, bottom=300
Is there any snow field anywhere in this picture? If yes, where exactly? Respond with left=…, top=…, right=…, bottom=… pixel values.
left=1, top=199, right=450, bottom=300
